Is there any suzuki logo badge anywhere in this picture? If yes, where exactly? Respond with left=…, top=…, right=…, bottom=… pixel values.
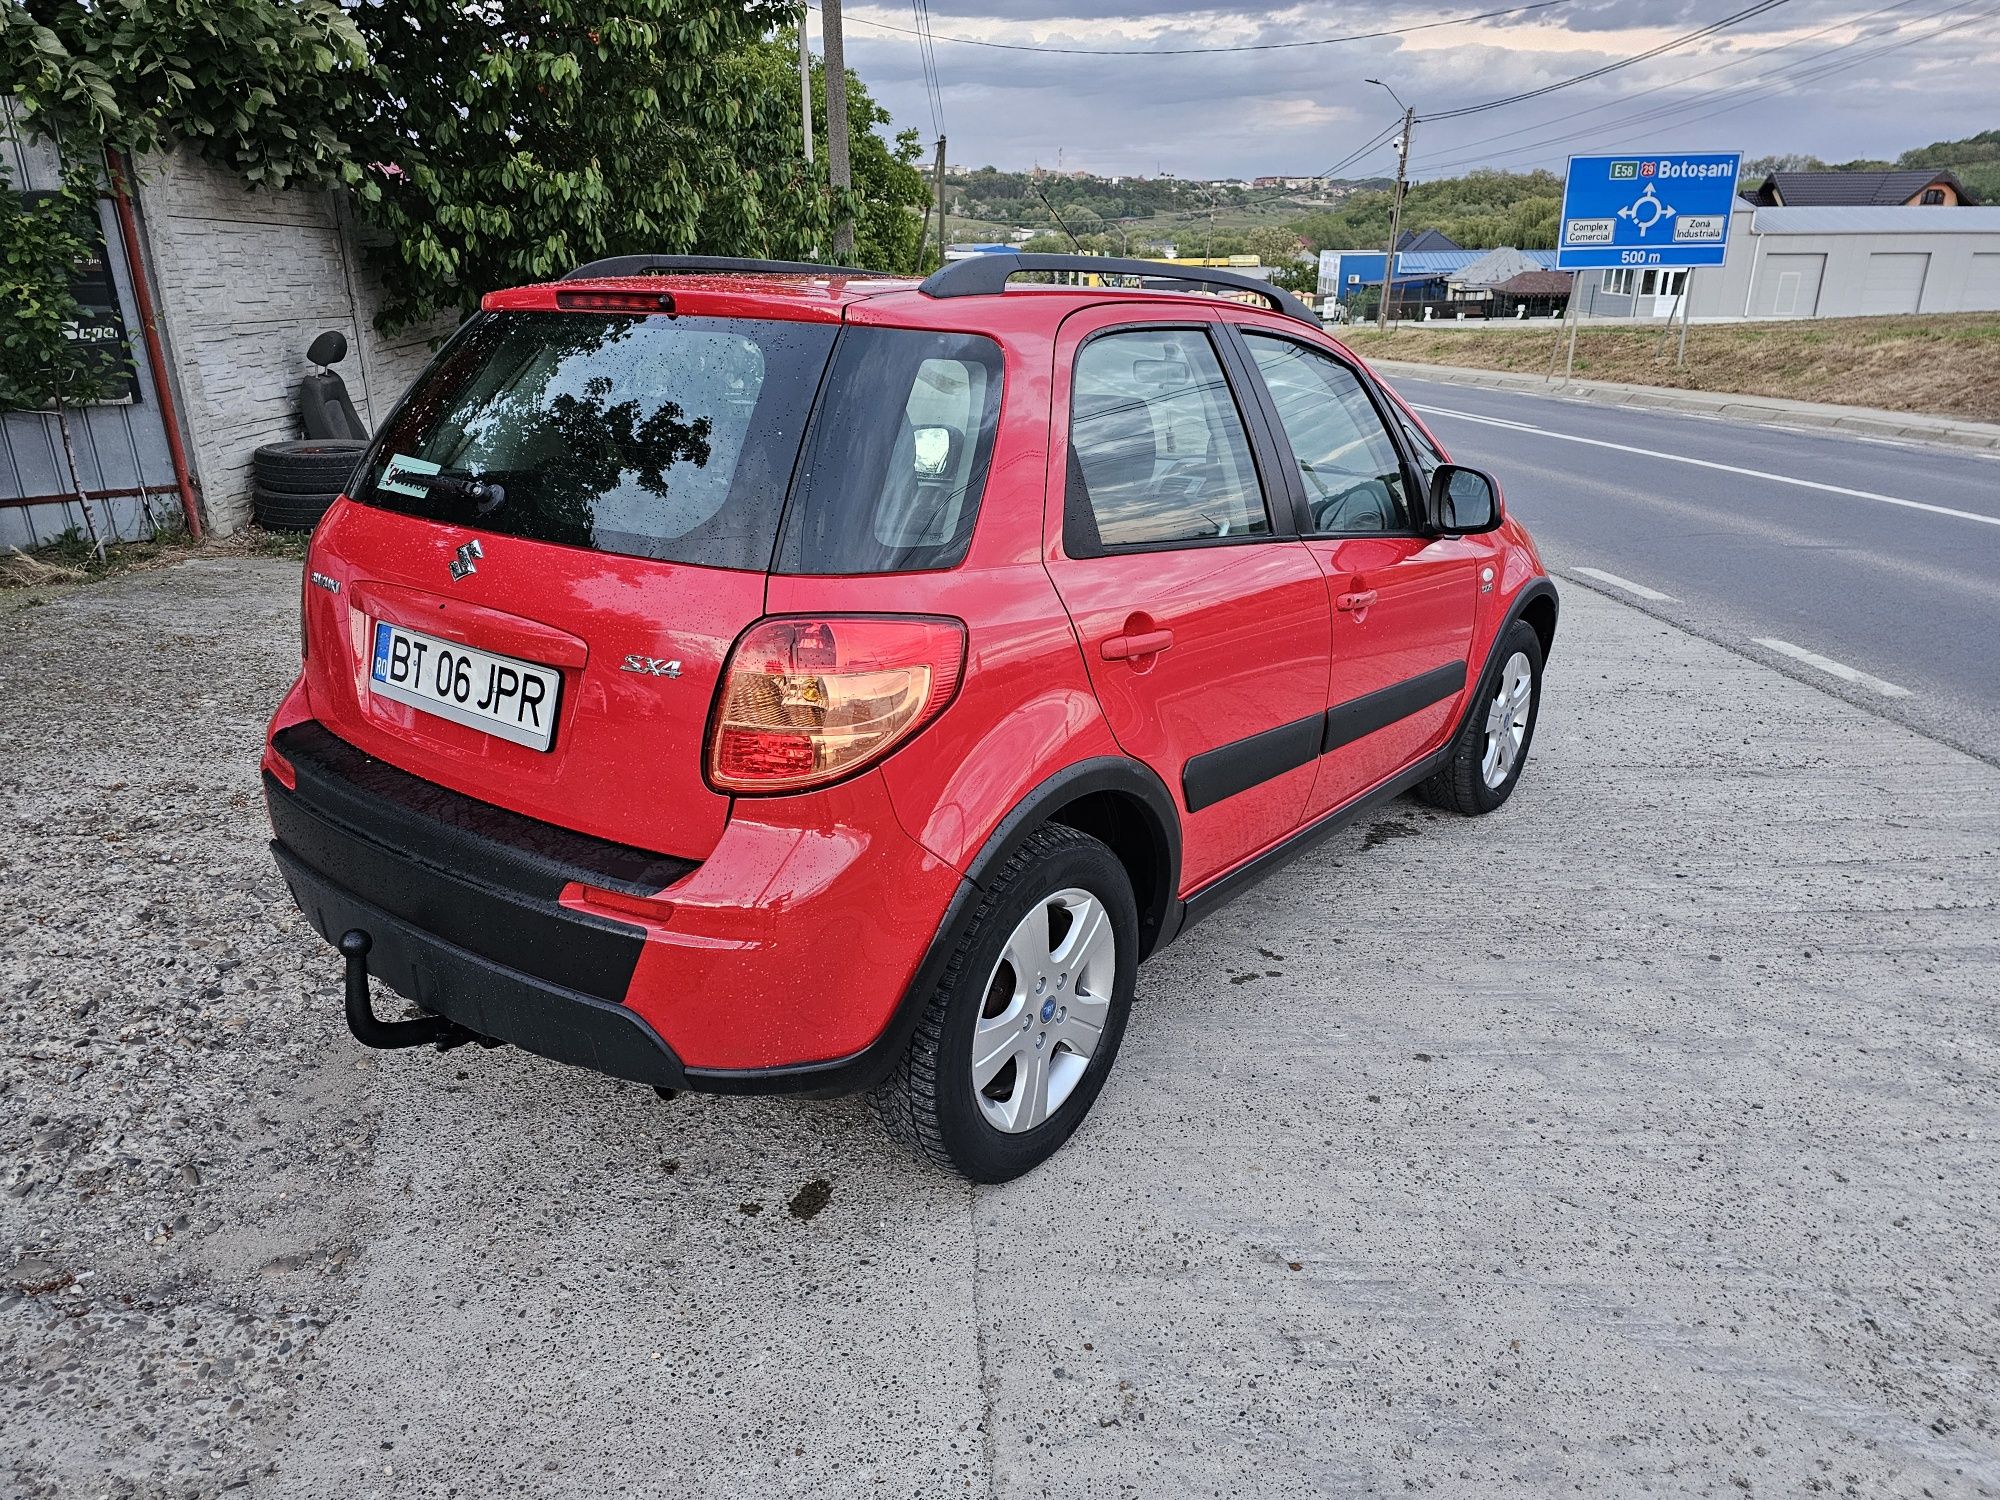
left=448, top=538, right=483, bottom=581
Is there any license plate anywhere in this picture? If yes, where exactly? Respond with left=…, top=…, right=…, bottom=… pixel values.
left=368, top=621, right=561, bottom=751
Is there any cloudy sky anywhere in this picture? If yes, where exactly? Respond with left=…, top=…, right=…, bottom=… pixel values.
left=820, top=0, right=1999, bottom=181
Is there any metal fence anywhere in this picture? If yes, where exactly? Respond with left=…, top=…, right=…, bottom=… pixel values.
left=3, top=97, right=183, bottom=553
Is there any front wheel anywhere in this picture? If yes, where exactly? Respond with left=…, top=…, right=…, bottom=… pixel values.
left=1416, top=619, right=1545, bottom=815
left=871, top=824, right=1138, bottom=1182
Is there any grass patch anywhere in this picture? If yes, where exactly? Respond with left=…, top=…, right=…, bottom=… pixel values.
left=1, top=522, right=308, bottom=598
left=1339, top=313, right=2000, bottom=424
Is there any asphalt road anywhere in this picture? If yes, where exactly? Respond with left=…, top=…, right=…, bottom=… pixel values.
left=1388, top=373, right=2000, bottom=760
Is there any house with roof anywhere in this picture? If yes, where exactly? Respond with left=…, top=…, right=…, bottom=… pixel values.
left=1743, top=170, right=1977, bottom=208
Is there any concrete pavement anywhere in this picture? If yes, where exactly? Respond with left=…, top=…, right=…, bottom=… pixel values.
left=3, top=557, right=1997, bottom=1498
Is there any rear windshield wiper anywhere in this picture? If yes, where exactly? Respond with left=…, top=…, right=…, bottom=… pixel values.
left=403, top=468, right=506, bottom=510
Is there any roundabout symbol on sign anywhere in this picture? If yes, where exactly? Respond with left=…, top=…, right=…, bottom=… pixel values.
left=1618, top=182, right=1677, bottom=238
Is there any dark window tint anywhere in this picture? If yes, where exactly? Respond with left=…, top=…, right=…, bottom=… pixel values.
left=778, top=329, right=1004, bottom=574
left=353, top=313, right=835, bottom=570
left=1243, top=334, right=1412, bottom=534
left=1066, top=329, right=1268, bottom=551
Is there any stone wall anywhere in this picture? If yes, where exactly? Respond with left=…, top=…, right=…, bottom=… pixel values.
left=133, top=149, right=452, bottom=534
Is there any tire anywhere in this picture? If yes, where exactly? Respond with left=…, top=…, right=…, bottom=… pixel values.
left=252, top=440, right=367, bottom=496
left=1415, top=619, right=1545, bottom=815
left=871, top=824, right=1139, bottom=1183
left=252, top=485, right=338, bottom=532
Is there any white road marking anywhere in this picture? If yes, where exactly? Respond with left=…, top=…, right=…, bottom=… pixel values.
left=1752, top=638, right=1912, bottom=698
left=1572, top=566, right=1680, bottom=602
left=1410, top=403, right=2000, bottom=530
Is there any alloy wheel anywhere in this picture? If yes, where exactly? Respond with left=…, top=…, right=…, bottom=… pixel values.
left=969, top=888, right=1116, bottom=1134
left=1481, top=650, right=1534, bottom=790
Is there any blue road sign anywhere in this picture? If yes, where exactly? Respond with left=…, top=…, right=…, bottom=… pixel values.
left=1557, top=153, right=1741, bottom=270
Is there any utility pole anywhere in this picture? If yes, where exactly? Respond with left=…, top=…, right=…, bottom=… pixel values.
left=797, top=9, right=814, bottom=166
left=822, top=0, right=853, bottom=261
left=1368, top=79, right=1413, bottom=332
left=930, top=136, right=948, bottom=273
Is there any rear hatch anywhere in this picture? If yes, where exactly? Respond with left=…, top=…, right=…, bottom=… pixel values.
left=301, top=295, right=842, bottom=861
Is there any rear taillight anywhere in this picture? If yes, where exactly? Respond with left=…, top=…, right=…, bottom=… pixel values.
left=706, top=616, right=966, bottom=794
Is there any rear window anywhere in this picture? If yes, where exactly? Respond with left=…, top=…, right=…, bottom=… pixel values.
left=355, top=313, right=1005, bottom=576
left=354, top=313, right=836, bottom=570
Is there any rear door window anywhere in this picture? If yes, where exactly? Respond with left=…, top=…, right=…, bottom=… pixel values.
left=354, top=312, right=835, bottom=570
left=777, top=328, right=1005, bottom=574
left=1064, top=328, right=1270, bottom=552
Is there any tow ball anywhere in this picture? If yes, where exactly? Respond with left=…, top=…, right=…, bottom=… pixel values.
left=339, top=929, right=488, bottom=1052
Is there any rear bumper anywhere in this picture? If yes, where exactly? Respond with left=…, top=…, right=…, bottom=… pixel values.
left=274, top=844, right=688, bottom=1088
left=264, top=718, right=965, bottom=1090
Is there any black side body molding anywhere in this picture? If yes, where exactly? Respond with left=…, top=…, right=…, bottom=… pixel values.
left=1322, top=661, right=1467, bottom=754
left=1176, top=578, right=1560, bottom=935
left=1183, top=713, right=1323, bottom=813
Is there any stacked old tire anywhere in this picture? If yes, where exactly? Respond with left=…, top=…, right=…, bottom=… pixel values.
left=251, top=440, right=368, bottom=531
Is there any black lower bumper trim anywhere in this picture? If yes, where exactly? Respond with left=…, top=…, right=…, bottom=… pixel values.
left=276, top=845, right=687, bottom=1089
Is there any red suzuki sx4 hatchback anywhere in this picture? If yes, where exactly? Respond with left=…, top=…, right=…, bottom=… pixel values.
left=263, top=254, right=1557, bottom=1181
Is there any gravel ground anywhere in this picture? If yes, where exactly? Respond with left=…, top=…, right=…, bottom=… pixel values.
left=2, top=554, right=1996, bottom=1498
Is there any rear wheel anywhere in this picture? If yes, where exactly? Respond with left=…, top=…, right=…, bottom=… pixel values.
left=1416, top=620, right=1544, bottom=815
left=871, top=824, right=1137, bottom=1182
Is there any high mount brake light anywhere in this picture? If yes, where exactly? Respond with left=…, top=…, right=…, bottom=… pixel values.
left=707, top=616, right=966, bottom=794
left=552, top=290, right=678, bottom=315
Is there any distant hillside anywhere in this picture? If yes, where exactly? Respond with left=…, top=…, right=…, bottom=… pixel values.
left=1291, top=170, right=1562, bottom=252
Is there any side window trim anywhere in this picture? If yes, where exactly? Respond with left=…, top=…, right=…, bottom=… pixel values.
left=1219, top=322, right=1430, bottom=539
left=1060, top=319, right=1296, bottom=559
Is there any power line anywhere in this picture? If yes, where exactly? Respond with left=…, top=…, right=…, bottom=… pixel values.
left=1405, top=0, right=1928, bottom=170
left=1413, top=0, right=1991, bottom=172
left=808, top=0, right=1585, bottom=56
left=1320, top=120, right=1404, bottom=181
left=1418, top=0, right=1794, bottom=121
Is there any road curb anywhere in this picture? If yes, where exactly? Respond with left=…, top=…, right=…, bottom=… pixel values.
left=1363, top=358, right=2000, bottom=454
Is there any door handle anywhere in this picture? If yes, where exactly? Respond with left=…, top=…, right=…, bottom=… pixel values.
left=1336, top=589, right=1378, bottom=612
left=1101, top=628, right=1175, bottom=661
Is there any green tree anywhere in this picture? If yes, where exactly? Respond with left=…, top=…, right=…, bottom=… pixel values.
left=2, top=0, right=366, bottom=190
left=775, top=33, right=933, bottom=272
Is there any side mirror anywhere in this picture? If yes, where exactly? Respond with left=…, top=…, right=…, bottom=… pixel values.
left=1428, top=463, right=1501, bottom=534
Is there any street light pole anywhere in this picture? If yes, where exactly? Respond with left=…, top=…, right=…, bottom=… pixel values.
left=797, top=8, right=814, bottom=167
left=1369, top=79, right=1414, bottom=333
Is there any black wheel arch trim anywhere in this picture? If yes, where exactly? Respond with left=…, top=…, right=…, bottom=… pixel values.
left=1504, top=576, right=1561, bottom=662
left=685, top=754, right=1182, bottom=1097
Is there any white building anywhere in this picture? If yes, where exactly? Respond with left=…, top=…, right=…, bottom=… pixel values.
left=1584, top=203, right=2000, bottom=320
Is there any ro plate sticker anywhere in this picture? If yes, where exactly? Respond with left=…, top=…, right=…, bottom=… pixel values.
left=378, top=453, right=441, bottom=498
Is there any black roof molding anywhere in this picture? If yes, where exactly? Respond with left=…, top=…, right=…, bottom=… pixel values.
left=563, top=255, right=895, bottom=281
left=919, top=253, right=1319, bottom=326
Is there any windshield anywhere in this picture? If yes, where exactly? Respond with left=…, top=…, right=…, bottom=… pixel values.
left=353, top=312, right=837, bottom=570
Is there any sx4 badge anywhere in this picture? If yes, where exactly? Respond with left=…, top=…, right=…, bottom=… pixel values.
left=621, top=654, right=683, bottom=678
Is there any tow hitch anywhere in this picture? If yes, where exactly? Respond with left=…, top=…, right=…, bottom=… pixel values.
left=340, top=929, right=491, bottom=1052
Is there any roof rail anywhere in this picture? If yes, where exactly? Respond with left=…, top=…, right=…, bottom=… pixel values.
left=562, top=255, right=894, bottom=281
left=918, top=253, right=1318, bottom=326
